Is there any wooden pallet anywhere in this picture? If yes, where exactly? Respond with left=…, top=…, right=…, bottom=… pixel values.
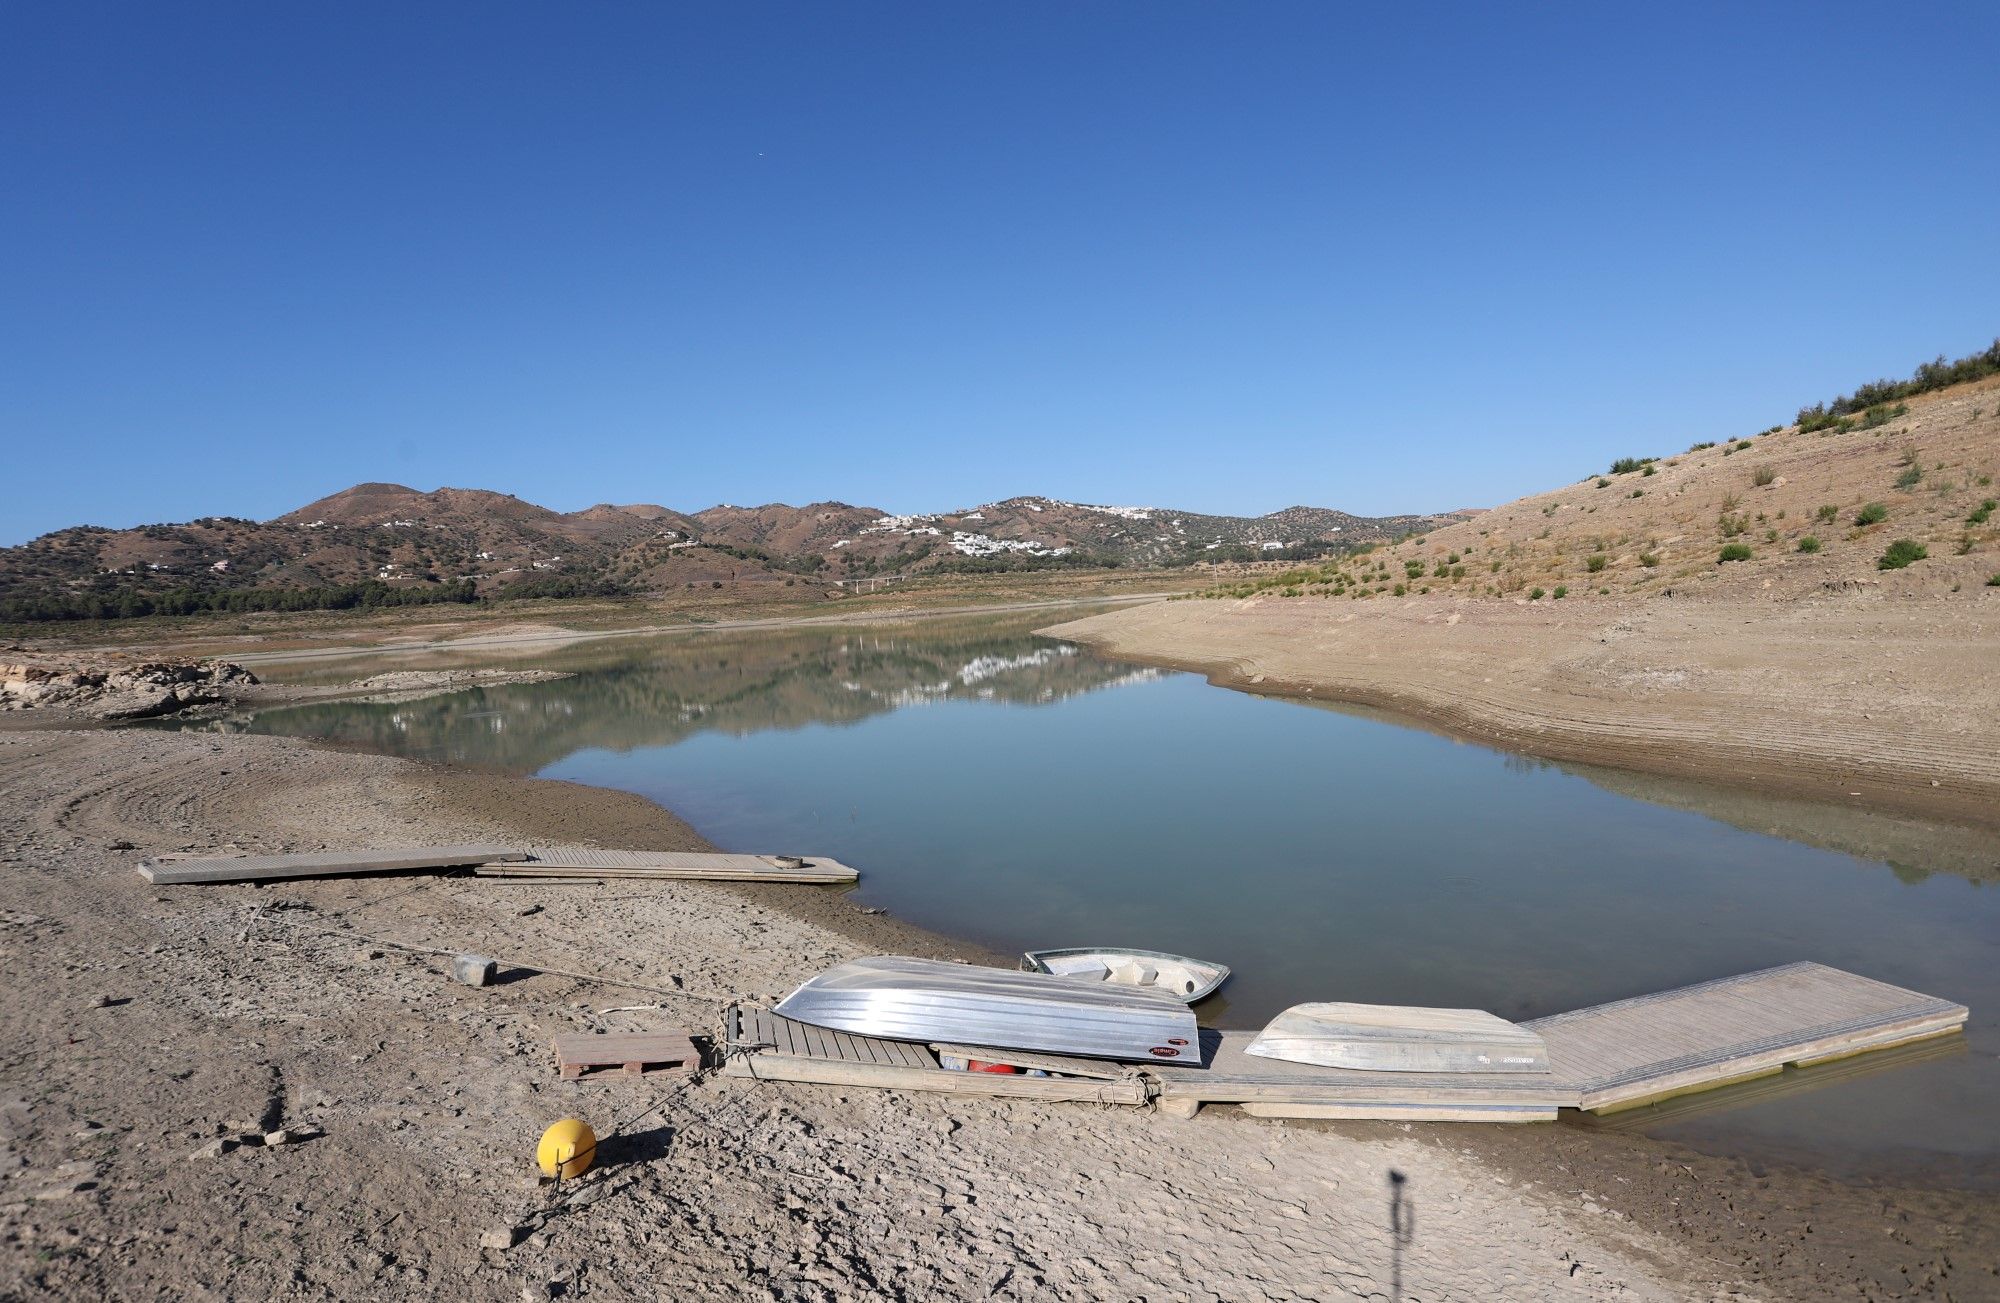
left=723, top=1006, right=1150, bottom=1104
left=478, top=848, right=858, bottom=884
left=139, top=845, right=528, bottom=885
left=553, top=1031, right=700, bottom=1080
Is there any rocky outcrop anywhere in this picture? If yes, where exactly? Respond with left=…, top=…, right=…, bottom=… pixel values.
left=1, top=658, right=257, bottom=719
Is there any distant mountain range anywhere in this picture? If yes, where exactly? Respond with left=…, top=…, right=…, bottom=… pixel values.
left=0, top=481, right=1469, bottom=615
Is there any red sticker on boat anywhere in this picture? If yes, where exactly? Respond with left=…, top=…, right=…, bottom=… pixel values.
left=1167, top=1038, right=1189, bottom=1046
left=1149, top=1046, right=1181, bottom=1057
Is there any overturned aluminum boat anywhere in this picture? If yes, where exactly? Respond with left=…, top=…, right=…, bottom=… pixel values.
left=1021, top=947, right=1230, bottom=1004
left=1247, top=1002, right=1550, bottom=1074
left=775, top=955, right=1200, bottom=1062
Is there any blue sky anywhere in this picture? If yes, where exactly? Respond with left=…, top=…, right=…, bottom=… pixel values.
left=4, top=2, right=1996, bottom=545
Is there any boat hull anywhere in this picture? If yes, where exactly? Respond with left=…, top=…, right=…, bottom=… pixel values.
left=776, top=956, right=1200, bottom=1062
left=1247, top=1002, right=1550, bottom=1074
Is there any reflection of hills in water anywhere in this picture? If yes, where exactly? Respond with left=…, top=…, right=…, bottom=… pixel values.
left=183, top=614, right=1165, bottom=773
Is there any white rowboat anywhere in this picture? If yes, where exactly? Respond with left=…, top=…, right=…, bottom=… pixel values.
left=1021, top=947, right=1230, bottom=1004
left=1247, top=1002, right=1550, bottom=1074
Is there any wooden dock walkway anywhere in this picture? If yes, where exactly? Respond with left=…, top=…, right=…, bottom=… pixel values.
left=139, top=845, right=526, bottom=885
left=1523, top=961, right=1968, bottom=1112
left=138, top=845, right=857, bottom=885
left=723, top=963, right=1966, bottom=1123
left=477, top=849, right=859, bottom=884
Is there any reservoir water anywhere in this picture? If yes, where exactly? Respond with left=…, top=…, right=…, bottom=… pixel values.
left=182, top=607, right=2000, bottom=1189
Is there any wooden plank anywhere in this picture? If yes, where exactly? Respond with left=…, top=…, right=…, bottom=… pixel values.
left=477, top=848, right=858, bottom=883
left=1240, top=1102, right=1558, bottom=1123
left=725, top=1051, right=1149, bottom=1104
left=139, top=845, right=527, bottom=885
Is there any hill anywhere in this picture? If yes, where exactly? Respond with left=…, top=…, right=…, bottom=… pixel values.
left=0, top=484, right=1455, bottom=620
left=1045, top=349, right=2000, bottom=830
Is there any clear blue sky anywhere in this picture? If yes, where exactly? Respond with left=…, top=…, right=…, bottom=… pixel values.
left=5, top=3, right=1997, bottom=545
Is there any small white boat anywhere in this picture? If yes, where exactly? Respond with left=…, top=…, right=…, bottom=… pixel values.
left=1247, top=1002, right=1550, bottom=1074
left=1021, top=947, right=1230, bottom=1004
left=775, top=955, right=1200, bottom=1062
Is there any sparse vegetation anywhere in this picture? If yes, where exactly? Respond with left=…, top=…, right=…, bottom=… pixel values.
left=1638, top=552, right=1660, bottom=567
left=1751, top=465, right=1776, bottom=487
left=1969, top=499, right=1997, bottom=525
left=1718, top=513, right=1750, bottom=538
left=1717, top=543, right=1752, bottom=563
left=1797, top=536, right=1821, bottom=553
left=1609, top=457, right=1653, bottom=475
left=1815, top=504, right=1838, bottom=523
left=1855, top=502, right=1888, bottom=526
left=1796, top=339, right=2000, bottom=430
left=1586, top=554, right=1607, bottom=572
left=1876, top=539, right=1928, bottom=570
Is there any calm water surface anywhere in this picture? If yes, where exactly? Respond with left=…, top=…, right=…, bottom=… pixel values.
left=192, top=609, right=2000, bottom=1188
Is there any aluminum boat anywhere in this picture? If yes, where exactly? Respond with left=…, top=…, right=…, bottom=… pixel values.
left=774, top=955, right=1201, bottom=1062
left=1246, top=1002, right=1550, bottom=1074
left=1021, top=947, right=1230, bottom=1004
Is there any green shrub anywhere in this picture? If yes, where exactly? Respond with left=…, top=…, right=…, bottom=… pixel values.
left=1595, top=477, right=1610, bottom=489
left=1895, top=465, right=1923, bottom=489
left=1392, top=583, right=1406, bottom=596
left=1752, top=465, right=1776, bottom=486
left=1642, top=464, right=1657, bottom=477
left=1717, top=543, right=1753, bottom=563
left=1855, top=502, right=1888, bottom=525
left=1639, top=552, right=1661, bottom=567
left=1719, top=513, right=1750, bottom=538
left=1968, top=499, right=1997, bottom=525
left=1816, top=504, right=1838, bottom=523
left=1797, top=536, right=1821, bottom=553
left=1552, top=585, right=1568, bottom=599
left=1609, top=457, right=1651, bottom=474
left=1876, top=539, right=1928, bottom=570
left=1689, top=440, right=1716, bottom=451
left=1528, top=587, right=1545, bottom=600
left=1586, top=554, right=1607, bottom=572
left=1988, top=574, right=2000, bottom=586
left=1630, top=489, right=1644, bottom=498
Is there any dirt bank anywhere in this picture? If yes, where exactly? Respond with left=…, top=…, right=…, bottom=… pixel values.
left=5, top=729, right=1997, bottom=1298
left=1043, top=589, right=2000, bottom=832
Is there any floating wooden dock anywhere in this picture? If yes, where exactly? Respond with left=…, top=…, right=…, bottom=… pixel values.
left=138, top=845, right=527, bottom=885
left=476, top=849, right=859, bottom=884
left=724, top=1006, right=1150, bottom=1104
left=724, top=962, right=1966, bottom=1124
left=1523, top=961, right=1969, bottom=1112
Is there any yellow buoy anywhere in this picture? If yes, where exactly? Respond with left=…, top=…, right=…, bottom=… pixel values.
left=536, top=1118, right=596, bottom=1180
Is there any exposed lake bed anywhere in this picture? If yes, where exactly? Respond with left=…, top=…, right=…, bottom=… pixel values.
left=182, top=607, right=2000, bottom=1193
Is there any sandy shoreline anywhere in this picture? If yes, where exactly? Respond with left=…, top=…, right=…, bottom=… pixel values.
left=1043, top=592, right=2000, bottom=833
left=4, top=727, right=1996, bottom=1299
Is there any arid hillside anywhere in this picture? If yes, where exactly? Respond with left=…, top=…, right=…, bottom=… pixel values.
left=0, top=484, right=1459, bottom=621
left=1197, top=373, right=2000, bottom=605
left=1047, top=364, right=2000, bottom=829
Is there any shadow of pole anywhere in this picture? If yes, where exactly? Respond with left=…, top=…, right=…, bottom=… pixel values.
left=1389, top=1169, right=1414, bottom=1302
